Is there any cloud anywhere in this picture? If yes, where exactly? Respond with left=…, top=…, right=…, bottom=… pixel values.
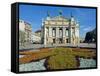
left=83, top=26, right=95, bottom=32
left=83, top=27, right=91, bottom=31
left=80, top=25, right=85, bottom=28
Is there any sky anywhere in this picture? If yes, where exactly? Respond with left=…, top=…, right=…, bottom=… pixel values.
left=19, top=4, right=96, bottom=38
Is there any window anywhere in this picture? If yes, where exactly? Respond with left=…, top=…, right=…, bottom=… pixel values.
left=59, top=38, right=63, bottom=43
left=52, top=28, right=56, bottom=37
left=59, top=28, right=62, bottom=37
left=53, top=39, right=55, bottom=43
left=66, top=28, right=68, bottom=37
left=66, top=39, right=69, bottom=43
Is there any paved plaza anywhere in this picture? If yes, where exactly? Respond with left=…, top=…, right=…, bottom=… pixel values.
left=19, top=43, right=96, bottom=51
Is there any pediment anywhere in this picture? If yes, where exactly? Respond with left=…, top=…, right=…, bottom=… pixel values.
left=51, top=16, right=69, bottom=21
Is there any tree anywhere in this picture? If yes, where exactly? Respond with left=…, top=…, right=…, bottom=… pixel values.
left=84, top=28, right=96, bottom=43
left=19, top=30, right=25, bottom=46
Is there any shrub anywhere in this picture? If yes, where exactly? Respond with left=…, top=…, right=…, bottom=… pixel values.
left=19, top=47, right=96, bottom=69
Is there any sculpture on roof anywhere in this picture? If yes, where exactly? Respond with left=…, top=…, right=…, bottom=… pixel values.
left=59, top=10, right=63, bottom=16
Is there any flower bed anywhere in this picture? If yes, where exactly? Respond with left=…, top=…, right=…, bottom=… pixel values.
left=19, top=47, right=96, bottom=69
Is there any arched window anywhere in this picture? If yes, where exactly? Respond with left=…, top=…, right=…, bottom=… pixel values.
left=66, top=28, right=68, bottom=37
left=52, top=28, right=56, bottom=37
left=59, top=28, right=62, bottom=37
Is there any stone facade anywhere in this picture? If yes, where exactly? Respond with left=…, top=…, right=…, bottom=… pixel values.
left=31, top=32, right=41, bottom=43
left=19, top=20, right=32, bottom=45
left=41, top=12, right=80, bottom=45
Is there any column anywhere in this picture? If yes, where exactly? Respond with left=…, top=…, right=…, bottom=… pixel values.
left=75, top=26, right=80, bottom=44
left=49, top=27, right=52, bottom=37
left=63, top=27, right=66, bottom=37
left=44, top=26, right=47, bottom=45
left=63, top=27, right=66, bottom=44
left=48, top=27, right=52, bottom=44
left=56, top=27, right=59, bottom=43
left=56, top=27, right=59, bottom=37
left=69, top=27, right=73, bottom=44
left=72, top=27, right=77, bottom=45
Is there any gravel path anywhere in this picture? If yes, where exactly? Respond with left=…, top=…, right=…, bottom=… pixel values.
left=79, top=58, right=96, bottom=68
left=19, top=58, right=96, bottom=71
left=19, top=59, right=46, bottom=71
